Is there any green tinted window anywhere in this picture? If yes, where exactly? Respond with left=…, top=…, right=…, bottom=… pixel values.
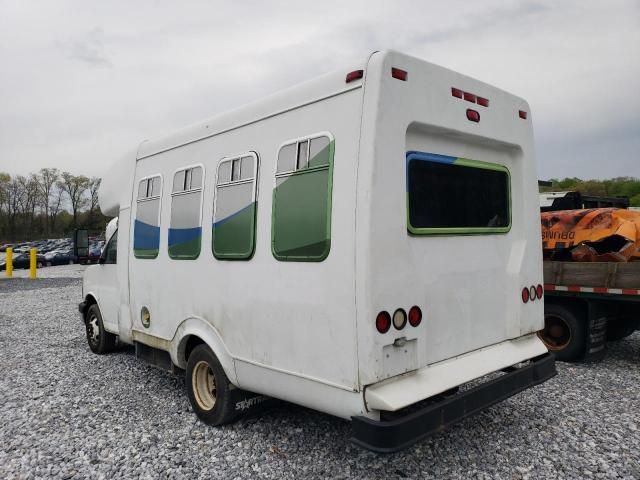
left=406, top=152, right=511, bottom=235
left=212, top=154, right=258, bottom=260
left=272, top=134, right=334, bottom=261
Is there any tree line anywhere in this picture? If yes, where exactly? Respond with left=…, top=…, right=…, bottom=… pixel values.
left=539, top=177, right=640, bottom=207
left=0, top=169, right=109, bottom=242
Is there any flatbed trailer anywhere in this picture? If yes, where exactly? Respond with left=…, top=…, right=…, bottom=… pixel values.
left=540, top=261, right=640, bottom=361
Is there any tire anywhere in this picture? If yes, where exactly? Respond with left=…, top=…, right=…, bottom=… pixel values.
left=607, top=318, right=640, bottom=341
left=85, top=304, right=116, bottom=354
left=538, top=302, right=586, bottom=362
left=186, top=344, right=236, bottom=426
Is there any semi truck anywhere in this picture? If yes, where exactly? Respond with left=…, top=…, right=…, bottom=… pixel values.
left=539, top=260, right=640, bottom=361
left=538, top=204, right=639, bottom=361
left=78, top=49, right=555, bottom=452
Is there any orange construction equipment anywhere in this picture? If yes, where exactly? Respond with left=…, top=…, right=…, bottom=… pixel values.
left=541, top=208, right=640, bottom=262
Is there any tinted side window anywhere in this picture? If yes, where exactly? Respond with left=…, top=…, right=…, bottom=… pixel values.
left=169, top=166, right=203, bottom=259
left=407, top=152, right=510, bottom=234
left=272, top=134, right=334, bottom=261
left=212, top=153, right=258, bottom=259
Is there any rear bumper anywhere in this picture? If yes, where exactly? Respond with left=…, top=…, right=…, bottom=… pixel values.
left=351, top=352, right=556, bottom=453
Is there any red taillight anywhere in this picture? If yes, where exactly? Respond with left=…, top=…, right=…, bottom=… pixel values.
left=477, top=97, right=489, bottom=107
left=463, top=92, right=476, bottom=103
left=345, top=70, right=364, bottom=83
left=391, top=67, right=408, bottom=81
left=536, top=284, right=544, bottom=299
left=376, top=311, right=391, bottom=333
left=451, top=87, right=463, bottom=98
left=522, top=287, right=530, bottom=303
left=408, top=306, right=422, bottom=327
left=466, top=109, right=480, bottom=122
left=519, top=110, right=527, bottom=119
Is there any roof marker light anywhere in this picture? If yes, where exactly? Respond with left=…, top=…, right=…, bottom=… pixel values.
left=463, top=92, right=476, bottom=103
left=391, top=68, right=408, bottom=81
left=519, top=110, right=528, bottom=119
left=345, top=70, right=364, bottom=83
left=466, top=109, right=480, bottom=122
left=477, top=97, right=489, bottom=107
left=451, top=87, right=463, bottom=98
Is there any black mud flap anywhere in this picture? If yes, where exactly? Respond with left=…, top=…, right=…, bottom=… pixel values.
left=582, top=302, right=607, bottom=362
left=228, top=388, right=273, bottom=420
left=350, top=353, right=556, bottom=453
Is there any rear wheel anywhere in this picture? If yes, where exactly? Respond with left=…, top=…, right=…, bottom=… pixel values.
left=186, top=344, right=236, bottom=426
left=538, top=302, right=586, bottom=361
left=85, top=304, right=116, bottom=354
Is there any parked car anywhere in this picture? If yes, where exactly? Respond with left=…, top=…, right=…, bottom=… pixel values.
left=48, top=249, right=78, bottom=266
left=87, top=246, right=102, bottom=264
left=0, top=243, right=13, bottom=252
left=0, top=253, right=47, bottom=270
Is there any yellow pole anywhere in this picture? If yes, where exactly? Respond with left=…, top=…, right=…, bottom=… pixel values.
left=29, top=247, right=37, bottom=279
left=5, top=247, right=12, bottom=278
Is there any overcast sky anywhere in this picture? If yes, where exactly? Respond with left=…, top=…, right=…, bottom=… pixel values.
left=1, top=0, right=638, bottom=181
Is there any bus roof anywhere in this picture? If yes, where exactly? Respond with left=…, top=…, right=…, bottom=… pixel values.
left=136, top=56, right=370, bottom=161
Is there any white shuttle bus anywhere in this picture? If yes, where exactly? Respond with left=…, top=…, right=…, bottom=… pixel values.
left=80, top=50, right=555, bottom=452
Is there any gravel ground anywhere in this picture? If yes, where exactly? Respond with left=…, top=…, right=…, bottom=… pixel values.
left=1, top=269, right=639, bottom=479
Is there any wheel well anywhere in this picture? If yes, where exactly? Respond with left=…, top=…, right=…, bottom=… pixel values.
left=544, top=296, right=587, bottom=317
left=184, top=335, right=205, bottom=363
left=82, top=295, right=98, bottom=321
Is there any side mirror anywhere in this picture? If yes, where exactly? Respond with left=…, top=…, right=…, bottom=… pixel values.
left=74, top=229, right=89, bottom=259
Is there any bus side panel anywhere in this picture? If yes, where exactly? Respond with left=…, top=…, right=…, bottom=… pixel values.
left=128, top=88, right=364, bottom=394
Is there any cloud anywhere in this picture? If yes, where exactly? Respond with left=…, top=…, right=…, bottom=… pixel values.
left=0, top=0, right=638, bottom=180
left=60, top=27, right=112, bottom=67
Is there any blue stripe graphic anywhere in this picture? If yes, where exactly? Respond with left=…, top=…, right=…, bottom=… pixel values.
left=134, top=220, right=160, bottom=250
left=168, top=226, right=202, bottom=247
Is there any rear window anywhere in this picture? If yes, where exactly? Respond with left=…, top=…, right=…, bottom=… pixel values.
left=406, top=152, right=510, bottom=234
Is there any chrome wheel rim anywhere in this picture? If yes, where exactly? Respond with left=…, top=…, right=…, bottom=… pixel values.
left=192, top=360, right=217, bottom=411
left=87, top=314, right=100, bottom=345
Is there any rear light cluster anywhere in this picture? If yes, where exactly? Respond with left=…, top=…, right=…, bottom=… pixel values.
left=376, top=306, right=422, bottom=333
left=452, top=87, right=489, bottom=107
left=522, top=284, right=544, bottom=303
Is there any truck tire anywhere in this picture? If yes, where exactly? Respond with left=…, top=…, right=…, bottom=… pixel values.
left=85, top=304, right=117, bottom=354
left=186, top=344, right=236, bottom=426
left=539, top=303, right=586, bottom=362
left=607, top=318, right=640, bottom=341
